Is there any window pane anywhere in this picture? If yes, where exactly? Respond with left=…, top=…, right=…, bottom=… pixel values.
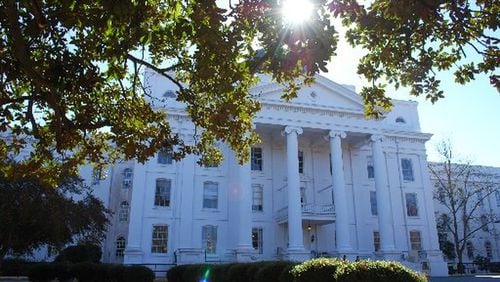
left=406, top=193, right=418, bottom=217
left=373, top=231, right=380, bottom=252
left=252, top=228, right=263, bottom=254
left=251, top=148, right=263, bottom=171
left=202, top=225, right=217, bottom=254
left=203, top=182, right=218, bottom=209
left=485, top=241, right=492, bottom=259
left=151, top=225, right=168, bottom=253
left=122, top=168, right=133, bottom=189
left=370, top=191, right=378, bottom=216
left=116, top=237, right=126, bottom=257
left=401, top=158, right=414, bottom=181
left=252, top=185, right=263, bottom=211
left=158, top=148, right=173, bottom=164
left=298, top=151, right=304, bottom=174
left=119, top=201, right=129, bottom=222
left=155, top=179, right=171, bottom=207
left=410, top=231, right=422, bottom=251
left=367, top=156, right=374, bottom=179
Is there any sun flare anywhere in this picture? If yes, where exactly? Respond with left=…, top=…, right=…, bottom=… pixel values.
left=281, top=0, right=314, bottom=25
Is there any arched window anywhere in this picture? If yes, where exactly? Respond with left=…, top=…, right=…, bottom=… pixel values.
left=485, top=241, right=493, bottom=259
left=395, top=117, right=406, bottom=124
left=119, top=201, right=129, bottom=222
left=122, top=168, right=133, bottom=189
left=115, top=237, right=126, bottom=257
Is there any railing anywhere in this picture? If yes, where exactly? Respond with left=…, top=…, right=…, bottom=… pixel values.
left=276, top=203, right=335, bottom=222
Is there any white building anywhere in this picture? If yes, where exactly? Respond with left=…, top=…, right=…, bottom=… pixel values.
left=430, top=163, right=500, bottom=265
left=98, top=74, right=449, bottom=276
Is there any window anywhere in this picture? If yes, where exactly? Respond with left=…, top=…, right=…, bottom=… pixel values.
left=496, top=191, right=500, bottom=207
left=409, top=230, right=422, bottom=251
left=119, top=201, right=129, bottom=222
left=329, top=153, right=332, bottom=175
left=485, top=241, right=493, bottom=259
left=367, top=156, right=374, bottom=179
left=251, top=147, right=263, bottom=171
left=203, top=181, right=218, bottom=209
left=155, top=178, right=171, bottom=207
left=252, top=228, right=263, bottom=254
left=300, top=187, right=306, bottom=206
left=477, top=191, right=484, bottom=207
left=395, top=117, right=406, bottom=124
left=151, top=225, right=168, bottom=253
left=480, top=215, right=489, bottom=232
left=298, top=151, right=304, bottom=174
left=116, top=237, right=126, bottom=257
left=252, top=184, right=263, bottom=212
left=466, top=241, right=474, bottom=259
left=406, top=193, right=419, bottom=217
left=401, top=158, right=414, bottom=181
left=373, top=231, right=380, bottom=252
left=158, top=148, right=173, bottom=164
left=370, top=191, right=378, bottom=216
left=122, top=168, right=133, bottom=189
left=92, top=169, right=103, bottom=184
left=202, top=225, right=217, bottom=254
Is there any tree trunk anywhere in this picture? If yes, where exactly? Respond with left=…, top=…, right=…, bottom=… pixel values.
left=456, top=248, right=465, bottom=274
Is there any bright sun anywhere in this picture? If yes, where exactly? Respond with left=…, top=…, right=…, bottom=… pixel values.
left=281, top=0, right=314, bottom=25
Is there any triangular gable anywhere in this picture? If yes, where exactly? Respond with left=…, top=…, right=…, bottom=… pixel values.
left=251, top=74, right=364, bottom=112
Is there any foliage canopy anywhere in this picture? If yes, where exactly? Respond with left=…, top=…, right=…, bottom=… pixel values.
left=0, top=170, right=109, bottom=263
left=0, top=0, right=497, bottom=183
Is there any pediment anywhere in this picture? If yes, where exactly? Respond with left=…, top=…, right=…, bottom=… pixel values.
left=250, top=75, right=364, bottom=112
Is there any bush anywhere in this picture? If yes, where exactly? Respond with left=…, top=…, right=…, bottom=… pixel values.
left=279, top=262, right=297, bottom=282
left=334, top=260, right=427, bottom=282
left=167, top=264, right=189, bottom=282
left=489, top=262, right=500, bottom=273
left=1, top=259, right=42, bottom=276
left=291, top=258, right=346, bottom=282
left=181, top=264, right=210, bottom=282
left=122, top=265, right=155, bottom=282
left=256, top=261, right=296, bottom=282
left=55, top=244, right=102, bottom=263
left=28, top=263, right=60, bottom=282
left=70, top=262, right=107, bottom=282
left=227, top=263, right=252, bottom=282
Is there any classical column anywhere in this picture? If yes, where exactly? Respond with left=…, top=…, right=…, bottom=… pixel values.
left=371, top=135, right=396, bottom=252
left=236, top=152, right=253, bottom=256
left=124, top=161, right=146, bottom=264
left=283, top=126, right=305, bottom=254
left=329, top=131, right=352, bottom=253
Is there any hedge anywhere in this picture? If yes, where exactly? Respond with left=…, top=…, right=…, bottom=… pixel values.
left=255, top=261, right=297, bottom=282
left=27, top=262, right=154, bottom=282
left=334, top=260, right=427, bottom=282
left=0, top=259, right=43, bottom=276
left=291, top=258, right=347, bottom=282
left=55, top=244, right=102, bottom=263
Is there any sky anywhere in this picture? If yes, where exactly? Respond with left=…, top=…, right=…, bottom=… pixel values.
left=322, top=29, right=500, bottom=167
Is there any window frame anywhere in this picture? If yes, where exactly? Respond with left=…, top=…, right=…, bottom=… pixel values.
left=367, top=156, right=374, bottom=179
left=115, top=236, right=126, bottom=257
left=409, top=230, right=422, bottom=251
left=122, top=168, right=133, bottom=189
left=405, top=193, right=419, bottom=217
left=203, top=181, right=219, bottom=209
left=119, top=201, right=129, bottom=222
left=401, top=158, right=415, bottom=181
left=251, top=147, right=263, bottom=171
left=151, top=225, right=168, bottom=254
left=154, top=178, right=171, bottom=207
left=252, top=227, right=263, bottom=254
left=252, top=184, right=263, bottom=212
left=373, top=231, right=380, bottom=252
left=202, top=225, right=217, bottom=254
left=370, top=191, right=378, bottom=216
left=298, top=150, right=304, bottom=174
left=157, top=148, right=173, bottom=165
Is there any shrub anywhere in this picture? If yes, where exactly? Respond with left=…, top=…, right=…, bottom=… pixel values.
left=334, top=260, right=427, bottom=282
left=181, top=264, right=210, bottom=282
left=70, top=262, right=106, bottom=282
left=227, top=263, right=252, bottom=282
left=121, top=265, right=155, bottom=282
left=55, top=244, right=102, bottom=263
left=256, top=261, right=296, bottom=282
left=489, top=262, right=500, bottom=273
left=291, top=258, right=346, bottom=282
left=28, top=263, right=59, bottom=282
left=167, top=264, right=189, bottom=282
left=0, top=259, right=42, bottom=276
left=279, top=262, right=297, bottom=282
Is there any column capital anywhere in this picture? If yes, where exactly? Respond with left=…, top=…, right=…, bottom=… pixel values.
left=283, top=126, right=303, bottom=136
left=370, top=134, right=385, bottom=143
left=328, top=130, right=346, bottom=139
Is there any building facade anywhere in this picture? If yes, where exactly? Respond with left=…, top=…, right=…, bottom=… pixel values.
left=99, top=74, right=448, bottom=276
left=430, top=163, right=500, bottom=265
